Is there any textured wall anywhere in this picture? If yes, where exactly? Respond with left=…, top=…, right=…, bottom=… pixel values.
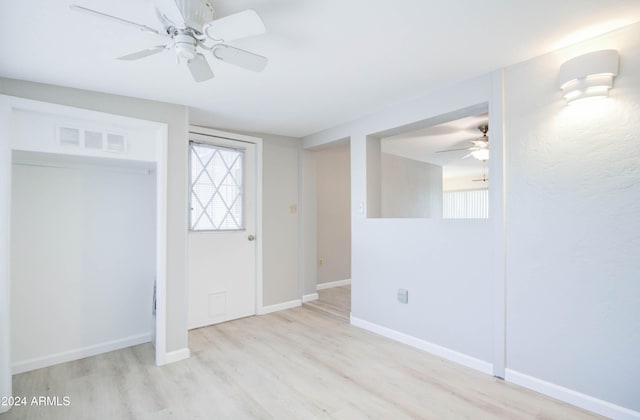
left=505, top=23, right=640, bottom=411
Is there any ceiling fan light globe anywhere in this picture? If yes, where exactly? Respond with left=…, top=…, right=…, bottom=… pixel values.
left=177, top=48, right=196, bottom=61
left=174, top=33, right=197, bottom=61
left=471, top=149, right=489, bottom=161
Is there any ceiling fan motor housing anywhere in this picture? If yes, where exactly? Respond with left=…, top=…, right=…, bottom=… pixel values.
left=175, top=0, right=215, bottom=31
left=174, top=33, right=197, bottom=60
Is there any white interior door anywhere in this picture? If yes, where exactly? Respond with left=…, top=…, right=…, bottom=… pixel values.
left=188, top=134, right=257, bottom=329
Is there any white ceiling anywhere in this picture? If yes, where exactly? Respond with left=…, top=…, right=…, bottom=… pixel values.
left=382, top=113, right=489, bottom=179
left=1, top=1, right=640, bottom=137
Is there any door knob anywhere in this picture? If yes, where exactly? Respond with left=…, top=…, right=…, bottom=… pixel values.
left=248, top=235, right=256, bottom=241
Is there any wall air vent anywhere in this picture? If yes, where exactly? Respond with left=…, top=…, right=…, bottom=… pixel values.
left=58, top=127, right=81, bottom=147
left=106, top=133, right=126, bottom=153
left=84, top=130, right=104, bottom=149
left=56, top=126, right=127, bottom=154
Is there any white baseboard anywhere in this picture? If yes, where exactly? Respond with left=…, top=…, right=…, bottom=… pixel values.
left=258, top=299, right=301, bottom=315
left=316, top=279, right=351, bottom=290
left=350, top=316, right=493, bottom=375
left=162, top=348, right=191, bottom=365
left=505, top=369, right=640, bottom=419
left=303, top=293, right=319, bottom=302
left=12, top=333, right=152, bottom=374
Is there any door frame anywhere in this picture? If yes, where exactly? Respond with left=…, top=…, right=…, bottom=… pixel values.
left=188, top=125, right=264, bottom=316
left=0, top=95, right=170, bottom=411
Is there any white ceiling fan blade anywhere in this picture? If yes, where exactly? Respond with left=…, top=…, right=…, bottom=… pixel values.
left=154, top=0, right=186, bottom=28
left=118, top=46, right=167, bottom=61
left=204, top=9, right=265, bottom=42
left=436, top=147, right=472, bottom=153
left=70, top=5, right=162, bottom=35
left=187, top=53, right=214, bottom=82
left=212, top=45, right=268, bottom=72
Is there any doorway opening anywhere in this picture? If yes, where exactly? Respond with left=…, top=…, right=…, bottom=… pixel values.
left=0, top=96, right=169, bottom=382
left=303, top=139, right=351, bottom=322
left=11, top=152, right=157, bottom=373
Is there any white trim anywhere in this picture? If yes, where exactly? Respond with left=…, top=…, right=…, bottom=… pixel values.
left=316, top=279, right=351, bottom=290
left=258, top=299, right=301, bottom=315
left=163, top=348, right=191, bottom=365
left=350, top=316, right=493, bottom=375
left=303, top=293, right=319, bottom=302
left=155, top=123, right=169, bottom=367
left=255, top=140, right=264, bottom=315
left=490, top=69, right=507, bottom=378
left=0, top=96, right=13, bottom=413
left=190, top=125, right=261, bottom=144
left=505, top=369, right=640, bottom=419
left=12, top=333, right=152, bottom=375
left=297, top=142, right=305, bottom=306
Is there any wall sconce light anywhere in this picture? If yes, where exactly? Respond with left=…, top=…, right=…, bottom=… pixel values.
left=558, top=49, right=619, bottom=104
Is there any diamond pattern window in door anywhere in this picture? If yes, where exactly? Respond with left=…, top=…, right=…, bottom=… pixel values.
left=189, top=142, right=244, bottom=231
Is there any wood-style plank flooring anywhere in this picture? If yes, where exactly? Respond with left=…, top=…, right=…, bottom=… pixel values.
left=304, top=285, right=351, bottom=321
left=1, top=307, right=601, bottom=419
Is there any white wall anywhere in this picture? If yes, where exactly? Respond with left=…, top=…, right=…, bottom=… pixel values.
left=11, top=154, right=155, bottom=371
left=380, top=152, right=442, bottom=218
left=304, top=74, right=499, bottom=370
left=504, top=23, right=640, bottom=412
left=302, top=21, right=640, bottom=419
left=261, top=133, right=300, bottom=305
left=315, top=143, right=351, bottom=285
left=0, top=78, right=189, bottom=354
left=366, top=137, right=381, bottom=218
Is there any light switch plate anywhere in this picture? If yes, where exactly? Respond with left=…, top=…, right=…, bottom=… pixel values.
left=397, top=288, right=408, bottom=304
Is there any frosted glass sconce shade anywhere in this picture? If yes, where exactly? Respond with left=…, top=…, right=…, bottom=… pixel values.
left=558, top=49, right=619, bottom=104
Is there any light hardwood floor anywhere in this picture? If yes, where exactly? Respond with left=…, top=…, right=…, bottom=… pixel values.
left=304, top=285, right=351, bottom=321
left=1, top=307, right=601, bottom=419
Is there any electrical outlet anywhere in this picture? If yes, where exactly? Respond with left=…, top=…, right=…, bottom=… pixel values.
left=289, top=204, right=297, bottom=213
left=319, top=258, right=324, bottom=266
left=397, top=288, right=408, bottom=304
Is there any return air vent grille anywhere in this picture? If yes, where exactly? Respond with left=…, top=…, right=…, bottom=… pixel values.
left=57, top=126, right=127, bottom=154
left=58, top=127, right=80, bottom=146
left=106, top=133, right=126, bottom=153
left=84, top=131, right=103, bottom=149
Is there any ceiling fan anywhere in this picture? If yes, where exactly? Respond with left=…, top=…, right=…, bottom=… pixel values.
left=70, top=0, right=268, bottom=82
left=473, top=173, right=489, bottom=183
left=436, top=124, right=489, bottom=161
